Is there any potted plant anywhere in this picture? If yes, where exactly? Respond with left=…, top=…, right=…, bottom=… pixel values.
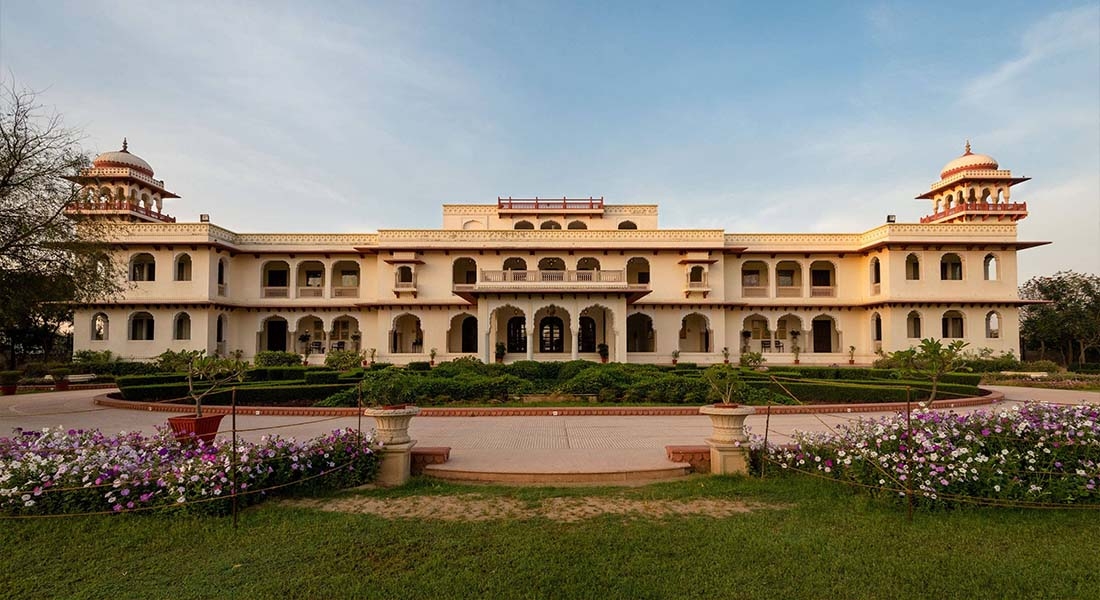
left=361, top=374, right=420, bottom=441
left=700, top=364, right=755, bottom=471
left=0, top=371, right=21, bottom=395
left=429, top=347, right=437, bottom=366
left=299, top=332, right=312, bottom=356
left=597, top=343, right=609, bottom=363
left=166, top=352, right=247, bottom=444
left=49, top=367, right=71, bottom=391
left=363, top=347, right=377, bottom=367
left=741, top=330, right=752, bottom=353
left=790, top=331, right=801, bottom=365
left=671, top=349, right=680, bottom=365
left=351, top=331, right=362, bottom=351
left=848, top=345, right=856, bottom=365
left=721, top=346, right=730, bottom=364
left=495, top=342, right=507, bottom=363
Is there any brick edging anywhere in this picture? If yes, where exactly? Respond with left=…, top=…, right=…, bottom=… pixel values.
left=93, top=391, right=1002, bottom=417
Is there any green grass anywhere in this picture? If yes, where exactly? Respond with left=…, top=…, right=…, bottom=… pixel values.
left=2, top=476, right=1097, bottom=599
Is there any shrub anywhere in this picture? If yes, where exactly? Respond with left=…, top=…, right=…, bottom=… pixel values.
left=254, top=351, right=304, bottom=367
left=324, top=350, right=363, bottom=371
left=304, top=370, right=340, bottom=385
left=0, top=427, right=379, bottom=516
left=406, top=361, right=432, bottom=372
left=739, top=352, right=765, bottom=368
left=0, top=371, right=22, bottom=385
left=48, top=368, right=71, bottom=379
left=763, top=403, right=1100, bottom=507
left=1021, top=360, right=1061, bottom=373
left=154, top=349, right=202, bottom=373
left=21, top=362, right=49, bottom=378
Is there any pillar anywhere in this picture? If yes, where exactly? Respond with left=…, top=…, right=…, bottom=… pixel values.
left=570, top=313, right=580, bottom=360
left=526, top=324, right=534, bottom=361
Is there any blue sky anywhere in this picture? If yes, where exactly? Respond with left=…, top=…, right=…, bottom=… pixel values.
left=2, top=1, right=1097, bottom=280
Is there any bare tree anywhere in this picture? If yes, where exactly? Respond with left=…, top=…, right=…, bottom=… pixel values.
left=0, top=82, right=124, bottom=367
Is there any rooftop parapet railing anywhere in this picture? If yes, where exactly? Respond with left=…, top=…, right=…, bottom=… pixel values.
left=921, top=202, right=1028, bottom=223
left=497, top=197, right=604, bottom=212
left=65, top=200, right=176, bottom=223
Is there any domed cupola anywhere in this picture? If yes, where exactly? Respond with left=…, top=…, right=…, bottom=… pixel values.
left=91, top=139, right=155, bottom=177
left=64, top=138, right=179, bottom=224
left=915, top=141, right=1030, bottom=224
left=938, top=141, right=999, bottom=179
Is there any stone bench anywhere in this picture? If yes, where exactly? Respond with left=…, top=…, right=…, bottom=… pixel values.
left=665, top=445, right=711, bottom=474
left=411, top=447, right=451, bottom=475
left=67, top=374, right=97, bottom=383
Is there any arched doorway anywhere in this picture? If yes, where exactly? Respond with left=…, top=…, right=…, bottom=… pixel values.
left=627, top=313, right=655, bottom=352
left=539, top=316, right=565, bottom=353
left=448, top=313, right=479, bottom=353
left=678, top=313, right=711, bottom=352
left=578, top=316, right=597, bottom=353
left=260, top=316, right=289, bottom=353
left=390, top=314, right=423, bottom=353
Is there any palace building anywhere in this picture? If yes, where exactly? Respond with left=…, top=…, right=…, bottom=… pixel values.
left=65, top=141, right=1046, bottom=365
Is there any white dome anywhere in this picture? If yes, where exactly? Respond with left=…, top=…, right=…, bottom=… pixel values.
left=93, top=140, right=154, bottom=176
left=939, top=142, right=998, bottom=179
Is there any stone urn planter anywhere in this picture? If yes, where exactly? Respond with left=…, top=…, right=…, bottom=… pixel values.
left=699, top=404, right=755, bottom=475
left=363, top=406, right=421, bottom=486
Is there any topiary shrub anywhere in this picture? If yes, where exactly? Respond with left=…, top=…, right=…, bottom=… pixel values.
left=254, top=351, right=304, bottom=367
left=406, top=361, right=432, bottom=371
left=116, top=373, right=189, bottom=389
left=324, top=350, right=362, bottom=372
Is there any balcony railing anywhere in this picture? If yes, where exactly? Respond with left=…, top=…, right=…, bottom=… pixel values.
left=496, top=197, right=604, bottom=212
left=685, top=272, right=709, bottom=289
left=298, top=286, right=323, bottom=298
left=332, top=286, right=359, bottom=298
left=474, top=269, right=644, bottom=291
left=742, top=286, right=767, bottom=298
left=776, top=286, right=801, bottom=298
left=920, top=202, right=1028, bottom=223
left=216, top=284, right=226, bottom=296
left=810, top=285, right=836, bottom=297
left=65, top=200, right=176, bottom=223
left=871, top=283, right=881, bottom=295
left=262, top=286, right=289, bottom=298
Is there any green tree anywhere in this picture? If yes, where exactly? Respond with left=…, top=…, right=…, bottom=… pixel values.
left=1020, top=271, right=1100, bottom=365
left=902, top=338, right=969, bottom=401
left=0, top=84, right=123, bottom=368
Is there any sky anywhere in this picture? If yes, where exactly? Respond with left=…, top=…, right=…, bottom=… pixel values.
left=1, top=1, right=1097, bottom=281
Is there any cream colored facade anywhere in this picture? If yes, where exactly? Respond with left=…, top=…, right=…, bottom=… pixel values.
left=67, top=142, right=1044, bottom=366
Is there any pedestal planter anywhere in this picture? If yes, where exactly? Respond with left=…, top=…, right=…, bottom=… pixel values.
left=699, top=404, right=755, bottom=475
left=167, top=414, right=225, bottom=443
left=364, top=406, right=421, bottom=486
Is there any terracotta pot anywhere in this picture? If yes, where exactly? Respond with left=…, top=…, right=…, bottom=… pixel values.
left=794, top=359, right=800, bottom=365
left=672, top=359, right=678, bottom=365
left=723, top=359, right=730, bottom=364
left=600, top=356, right=608, bottom=364
left=849, top=359, right=855, bottom=365
left=167, top=414, right=225, bottom=444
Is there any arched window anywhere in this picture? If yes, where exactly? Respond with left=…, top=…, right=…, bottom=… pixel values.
left=689, top=265, right=705, bottom=283
left=396, top=266, right=414, bottom=283
left=567, top=220, right=587, bottom=230
left=871, top=313, right=882, bottom=342
left=942, top=310, right=965, bottom=338
left=460, top=316, right=478, bottom=353
left=940, top=254, right=963, bottom=280
left=514, top=220, right=534, bottom=230
left=130, top=253, right=156, bottom=282
left=578, top=316, right=597, bottom=353
left=452, top=258, right=477, bottom=285
left=128, top=312, right=155, bottom=341
left=173, top=313, right=191, bottom=340
left=576, top=257, right=601, bottom=271
left=538, top=257, right=565, bottom=271
left=870, top=257, right=881, bottom=286
left=175, top=254, right=192, bottom=281
left=983, top=254, right=999, bottom=281
left=618, top=221, right=638, bottom=230
left=985, top=311, right=1001, bottom=338
left=217, top=258, right=228, bottom=293
left=905, top=254, right=920, bottom=280
left=506, top=316, right=527, bottom=353
left=91, top=313, right=109, bottom=341
left=626, top=313, right=655, bottom=352
left=502, top=257, right=527, bottom=271
left=540, top=220, right=562, bottom=230
left=539, top=316, right=565, bottom=353
left=906, top=311, right=922, bottom=338
left=627, top=257, right=650, bottom=285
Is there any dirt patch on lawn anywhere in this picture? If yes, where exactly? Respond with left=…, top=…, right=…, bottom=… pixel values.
left=286, top=494, right=783, bottom=522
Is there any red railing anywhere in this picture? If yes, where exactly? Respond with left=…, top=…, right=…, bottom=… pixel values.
left=497, top=197, right=604, bottom=211
left=921, top=202, right=1027, bottom=223
left=65, top=200, right=176, bottom=223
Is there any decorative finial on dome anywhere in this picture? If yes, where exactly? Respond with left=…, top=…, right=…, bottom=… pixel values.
left=122, top=137, right=129, bottom=152
left=964, top=139, right=971, bottom=155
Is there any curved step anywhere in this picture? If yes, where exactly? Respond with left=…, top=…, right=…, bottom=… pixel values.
left=422, top=463, right=692, bottom=484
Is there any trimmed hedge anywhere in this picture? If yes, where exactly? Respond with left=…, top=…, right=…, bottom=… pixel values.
left=304, top=370, right=340, bottom=385
left=116, top=373, right=188, bottom=389
left=246, top=366, right=309, bottom=382
left=754, top=380, right=981, bottom=404
left=254, top=351, right=304, bottom=367
left=118, top=382, right=353, bottom=404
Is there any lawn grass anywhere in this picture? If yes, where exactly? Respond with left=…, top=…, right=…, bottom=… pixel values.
left=2, top=475, right=1097, bottom=600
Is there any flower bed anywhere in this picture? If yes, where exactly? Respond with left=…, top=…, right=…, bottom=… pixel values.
left=0, top=427, right=379, bottom=516
left=762, top=403, right=1100, bottom=507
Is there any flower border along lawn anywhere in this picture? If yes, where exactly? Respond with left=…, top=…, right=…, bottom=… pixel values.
left=2, top=476, right=1097, bottom=600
